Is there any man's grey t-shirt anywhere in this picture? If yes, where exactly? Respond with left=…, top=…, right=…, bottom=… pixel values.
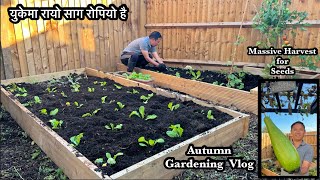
left=297, top=141, right=313, bottom=175
left=122, top=36, right=156, bottom=55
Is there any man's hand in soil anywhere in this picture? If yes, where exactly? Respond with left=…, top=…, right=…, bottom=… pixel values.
left=157, top=63, right=167, bottom=72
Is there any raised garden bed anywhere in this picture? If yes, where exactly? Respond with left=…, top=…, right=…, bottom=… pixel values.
left=1, top=68, right=249, bottom=179
left=117, top=63, right=260, bottom=114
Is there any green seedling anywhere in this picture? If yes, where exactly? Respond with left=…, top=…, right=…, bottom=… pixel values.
left=70, top=133, right=83, bottom=147
left=101, top=96, right=107, bottom=103
left=100, top=81, right=107, bottom=86
left=190, top=70, right=203, bottom=81
left=105, top=123, right=123, bottom=131
left=114, top=108, right=119, bottom=112
left=114, top=84, right=122, bottom=89
left=15, top=93, right=28, bottom=97
left=82, top=108, right=101, bottom=117
left=66, top=102, right=71, bottom=106
left=34, top=96, right=41, bottom=104
left=46, top=87, right=57, bottom=93
left=123, top=72, right=152, bottom=80
left=140, top=93, right=154, bottom=104
left=7, top=83, right=18, bottom=92
left=207, top=110, right=215, bottom=120
left=168, top=102, right=180, bottom=111
left=40, top=108, right=48, bottom=115
left=49, top=119, right=63, bottom=129
left=212, top=81, right=225, bottom=86
left=71, top=83, right=80, bottom=92
left=22, top=101, right=33, bottom=107
left=31, top=149, right=41, bottom=160
left=60, top=91, right=68, bottom=97
left=138, top=136, right=164, bottom=147
left=117, top=102, right=125, bottom=109
left=175, top=72, right=181, bottom=77
left=127, top=89, right=139, bottom=94
left=129, top=106, right=157, bottom=120
left=95, top=152, right=124, bottom=167
left=93, top=81, right=98, bottom=85
left=166, top=124, right=184, bottom=138
left=88, top=87, right=95, bottom=93
left=50, top=108, right=59, bottom=116
left=227, top=72, right=245, bottom=90
left=74, top=101, right=83, bottom=108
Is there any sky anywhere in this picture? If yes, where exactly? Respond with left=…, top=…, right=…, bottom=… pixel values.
left=261, top=82, right=317, bottom=133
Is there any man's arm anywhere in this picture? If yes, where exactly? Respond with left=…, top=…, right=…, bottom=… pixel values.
left=141, top=50, right=159, bottom=66
left=152, top=52, right=164, bottom=64
left=300, top=160, right=311, bottom=175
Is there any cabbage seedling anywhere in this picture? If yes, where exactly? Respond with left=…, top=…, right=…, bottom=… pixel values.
left=70, top=133, right=83, bottom=147
left=95, top=152, right=124, bottom=166
left=40, top=108, right=48, bottom=115
left=100, top=81, right=107, bottom=86
left=71, top=83, right=80, bottom=92
left=140, top=93, right=154, bottom=104
left=46, top=87, right=57, bottom=93
left=50, top=108, right=59, bottom=116
left=49, top=119, right=63, bottom=129
left=127, top=89, right=139, bottom=94
left=105, top=123, right=122, bottom=131
left=168, top=102, right=180, bottom=111
left=101, top=96, right=107, bottom=103
left=60, top=91, right=68, bottom=97
left=114, top=84, right=122, bottom=89
left=175, top=72, right=181, bottom=77
left=166, top=124, right=183, bottom=138
left=88, top=87, right=95, bottom=93
left=74, top=101, right=83, bottom=108
left=34, top=96, right=41, bottom=104
left=207, top=110, right=215, bottom=120
left=129, top=106, right=157, bottom=120
left=82, top=108, right=101, bottom=117
left=138, top=136, right=164, bottom=147
left=117, top=102, right=125, bottom=109
left=15, top=93, right=28, bottom=97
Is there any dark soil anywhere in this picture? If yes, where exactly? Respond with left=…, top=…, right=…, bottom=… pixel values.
left=0, top=107, right=67, bottom=180
left=144, top=66, right=263, bottom=91
left=3, top=74, right=234, bottom=177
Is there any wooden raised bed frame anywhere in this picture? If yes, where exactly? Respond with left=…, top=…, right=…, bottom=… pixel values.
left=1, top=68, right=249, bottom=179
left=117, top=63, right=259, bottom=114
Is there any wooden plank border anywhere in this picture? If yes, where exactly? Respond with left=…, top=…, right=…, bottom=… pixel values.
left=1, top=68, right=249, bottom=179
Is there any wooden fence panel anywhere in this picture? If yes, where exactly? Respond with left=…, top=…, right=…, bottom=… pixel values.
left=1, top=0, right=143, bottom=79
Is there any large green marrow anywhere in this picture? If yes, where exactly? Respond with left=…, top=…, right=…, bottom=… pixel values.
left=264, top=116, right=300, bottom=172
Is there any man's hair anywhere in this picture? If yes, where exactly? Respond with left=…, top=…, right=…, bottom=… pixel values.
left=149, top=31, right=162, bottom=40
left=291, top=121, right=305, bottom=130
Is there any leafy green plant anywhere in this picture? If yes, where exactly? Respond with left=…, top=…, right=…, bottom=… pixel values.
left=117, top=102, right=125, bottom=109
left=50, top=108, right=59, bottom=116
left=22, top=101, right=33, bottom=107
left=82, top=108, right=101, bottom=117
left=60, top=91, right=68, bottom=97
left=101, top=96, right=107, bottom=103
left=207, top=110, right=215, bottom=120
left=40, top=108, right=48, bottom=115
left=71, top=83, right=80, bottom=92
left=74, top=101, right=83, bottom=108
left=49, top=119, right=63, bottom=129
left=226, top=72, right=245, bottom=90
left=126, top=89, right=139, bottom=94
left=15, top=93, right=28, bottom=97
left=100, top=81, right=107, bottom=86
left=123, top=72, right=152, bottom=80
left=105, top=123, right=123, bottom=131
left=298, top=55, right=320, bottom=71
left=114, top=84, right=122, bottom=89
left=212, top=81, right=225, bottom=86
left=129, top=106, right=157, bottom=120
left=138, top=136, right=164, bottom=147
left=175, top=72, right=181, bottom=77
left=66, top=102, right=71, bottom=106
left=140, top=93, right=154, bottom=104
left=168, top=102, right=180, bottom=111
left=34, top=96, right=41, bottom=104
left=94, top=152, right=124, bottom=167
left=31, top=149, right=41, bottom=160
left=166, top=124, right=183, bottom=138
left=70, top=133, right=83, bottom=147
left=46, top=87, right=57, bottom=93
left=87, top=87, right=95, bottom=93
